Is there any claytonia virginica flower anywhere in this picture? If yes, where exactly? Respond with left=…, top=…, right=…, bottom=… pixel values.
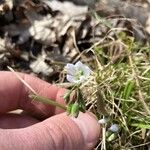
left=109, top=124, right=119, bottom=132
left=65, top=61, right=91, bottom=83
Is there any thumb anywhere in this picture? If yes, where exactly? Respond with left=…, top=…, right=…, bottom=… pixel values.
left=0, top=113, right=100, bottom=150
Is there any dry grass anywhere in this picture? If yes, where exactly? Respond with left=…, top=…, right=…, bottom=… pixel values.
left=81, top=32, right=150, bottom=149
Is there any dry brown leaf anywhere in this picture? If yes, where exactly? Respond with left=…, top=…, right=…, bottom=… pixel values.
left=30, top=51, right=53, bottom=76
left=0, top=0, right=13, bottom=12
left=43, top=0, right=88, bottom=17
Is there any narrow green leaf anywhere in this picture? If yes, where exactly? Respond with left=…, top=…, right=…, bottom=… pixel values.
left=71, top=102, right=80, bottom=118
left=131, top=123, right=150, bottom=129
left=122, top=80, right=135, bottom=113
left=107, top=133, right=118, bottom=142
left=67, top=104, right=73, bottom=116
left=123, top=80, right=135, bottom=100
left=29, top=94, right=66, bottom=110
left=63, top=91, right=71, bottom=104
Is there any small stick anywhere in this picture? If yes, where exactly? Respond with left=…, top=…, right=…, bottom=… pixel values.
left=7, top=66, right=37, bottom=95
left=7, top=66, right=66, bottom=110
left=29, top=94, right=67, bottom=110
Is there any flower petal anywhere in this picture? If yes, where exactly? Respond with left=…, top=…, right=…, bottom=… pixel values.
left=65, top=63, right=76, bottom=75
left=82, top=66, right=91, bottom=77
left=75, top=61, right=83, bottom=68
left=79, top=76, right=86, bottom=83
left=75, top=61, right=85, bottom=71
left=75, top=61, right=91, bottom=77
left=66, top=75, right=78, bottom=83
left=109, top=124, right=119, bottom=132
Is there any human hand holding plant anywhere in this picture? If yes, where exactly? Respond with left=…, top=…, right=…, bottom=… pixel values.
left=0, top=71, right=100, bottom=150
left=30, top=61, right=92, bottom=118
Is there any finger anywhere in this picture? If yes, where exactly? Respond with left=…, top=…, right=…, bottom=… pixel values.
left=0, top=71, right=66, bottom=118
left=0, top=112, right=100, bottom=150
left=0, top=113, right=39, bottom=129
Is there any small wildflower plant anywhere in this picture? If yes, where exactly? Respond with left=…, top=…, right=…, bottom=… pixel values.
left=17, top=32, right=150, bottom=149
left=64, top=61, right=91, bottom=117
left=26, top=61, right=92, bottom=118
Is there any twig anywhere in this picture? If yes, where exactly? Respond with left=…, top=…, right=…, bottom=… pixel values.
left=101, top=122, right=106, bottom=150
left=7, top=66, right=67, bottom=110
left=29, top=94, right=67, bottom=110
left=7, top=66, right=37, bottom=94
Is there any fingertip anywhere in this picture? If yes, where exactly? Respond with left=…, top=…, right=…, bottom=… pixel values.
left=7, top=112, right=100, bottom=150
left=42, top=112, right=100, bottom=149
left=71, top=112, right=100, bottom=149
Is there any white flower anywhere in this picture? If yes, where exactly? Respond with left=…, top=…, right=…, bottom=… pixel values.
left=98, top=118, right=109, bottom=124
left=65, top=61, right=91, bottom=83
left=109, top=124, right=119, bottom=132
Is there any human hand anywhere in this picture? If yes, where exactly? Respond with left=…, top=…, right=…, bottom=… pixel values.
left=0, top=71, right=100, bottom=150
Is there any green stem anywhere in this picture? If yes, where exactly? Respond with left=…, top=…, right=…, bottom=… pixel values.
left=29, top=94, right=67, bottom=110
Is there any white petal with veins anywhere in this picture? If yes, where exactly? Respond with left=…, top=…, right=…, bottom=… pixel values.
left=65, top=63, right=76, bottom=75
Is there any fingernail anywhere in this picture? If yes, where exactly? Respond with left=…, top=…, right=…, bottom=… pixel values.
left=71, top=112, right=100, bottom=148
